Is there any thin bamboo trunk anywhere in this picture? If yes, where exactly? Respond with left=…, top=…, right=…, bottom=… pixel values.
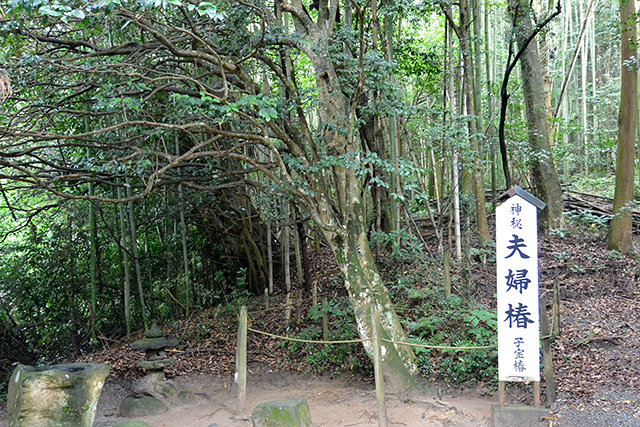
left=126, top=179, right=148, bottom=331
left=117, top=185, right=131, bottom=338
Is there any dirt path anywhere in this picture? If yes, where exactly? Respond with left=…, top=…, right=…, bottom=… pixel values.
left=89, top=369, right=493, bottom=427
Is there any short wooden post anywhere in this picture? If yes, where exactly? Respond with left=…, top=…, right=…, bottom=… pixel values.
left=498, top=381, right=505, bottom=407
left=552, top=280, right=560, bottom=337
left=264, top=288, right=269, bottom=311
left=312, top=282, right=318, bottom=307
left=539, top=297, right=556, bottom=405
left=533, top=381, right=541, bottom=407
left=370, top=306, right=388, bottom=427
left=285, top=292, right=292, bottom=325
left=236, top=306, right=247, bottom=405
left=322, top=297, right=329, bottom=342
left=443, top=250, right=451, bottom=298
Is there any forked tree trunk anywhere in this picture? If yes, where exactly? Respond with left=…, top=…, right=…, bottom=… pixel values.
left=508, top=0, right=565, bottom=231
left=282, top=0, right=419, bottom=388
left=323, top=171, right=419, bottom=389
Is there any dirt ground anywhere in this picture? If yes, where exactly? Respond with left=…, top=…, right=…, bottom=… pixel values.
left=2, top=365, right=639, bottom=426
left=92, top=366, right=493, bottom=427
left=0, top=364, right=493, bottom=427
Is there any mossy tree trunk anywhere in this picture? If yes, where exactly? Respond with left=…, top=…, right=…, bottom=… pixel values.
left=283, top=0, right=419, bottom=387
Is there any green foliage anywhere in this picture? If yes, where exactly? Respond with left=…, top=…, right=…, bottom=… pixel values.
left=229, top=268, right=250, bottom=306
left=281, top=300, right=368, bottom=374
left=565, top=209, right=611, bottom=230
left=402, top=283, right=498, bottom=385
left=369, top=229, right=423, bottom=260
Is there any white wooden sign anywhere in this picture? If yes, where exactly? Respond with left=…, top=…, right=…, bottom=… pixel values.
left=496, top=189, right=543, bottom=382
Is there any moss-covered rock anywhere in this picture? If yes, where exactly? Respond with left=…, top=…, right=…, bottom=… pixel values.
left=119, top=396, right=168, bottom=418
left=6, top=363, right=109, bottom=427
left=113, top=421, right=151, bottom=427
left=251, top=399, right=312, bottom=427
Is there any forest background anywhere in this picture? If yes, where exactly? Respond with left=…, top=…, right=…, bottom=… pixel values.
left=0, top=0, right=638, bottom=394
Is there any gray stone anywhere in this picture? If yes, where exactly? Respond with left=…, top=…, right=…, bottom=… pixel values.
left=119, top=397, right=168, bottom=418
left=176, top=390, right=210, bottom=406
left=113, top=421, right=151, bottom=427
left=132, top=373, right=177, bottom=399
left=157, top=380, right=178, bottom=398
left=130, top=337, right=178, bottom=351
left=145, top=320, right=165, bottom=338
left=6, top=362, right=109, bottom=427
left=491, top=404, right=551, bottom=427
left=177, top=390, right=198, bottom=405
left=137, top=359, right=175, bottom=370
left=251, top=399, right=312, bottom=427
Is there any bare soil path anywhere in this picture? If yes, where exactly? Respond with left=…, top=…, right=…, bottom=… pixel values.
left=89, top=367, right=492, bottom=427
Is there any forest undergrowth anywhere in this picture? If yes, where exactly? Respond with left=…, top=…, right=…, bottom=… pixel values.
left=1, top=214, right=639, bottom=418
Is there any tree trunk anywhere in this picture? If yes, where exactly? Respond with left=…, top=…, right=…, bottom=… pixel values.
left=282, top=0, right=419, bottom=388
left=607, top=0, right=637, bottom=254
left=117, top=185, right=132, bottom=338
left=126, top=178, right=148, bottom=330
left=508, top=0, right=565, bottom=231
left=445, top=0, right=492, bottom=245
left=323, top=187, right=419, bottom=389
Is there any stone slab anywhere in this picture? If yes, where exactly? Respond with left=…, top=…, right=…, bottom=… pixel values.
left=130, top=338, right=178, bottom=351
left=252, top=399, right=312, bottom=427
left=491, top=404, right=551, bottom=427
left=137, top=359, right=175, bottom=370
left=113, top=421, right=151, bottom=427
left=119, top=397, right=168, bottom=418
left=7, top=363, right=109, bottom=427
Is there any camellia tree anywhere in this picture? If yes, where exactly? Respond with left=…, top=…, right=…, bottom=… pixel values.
left=0, top=0, right=419, bottom=387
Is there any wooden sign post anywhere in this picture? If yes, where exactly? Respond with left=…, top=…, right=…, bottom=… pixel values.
left=496, top=186, right=545, bottom=407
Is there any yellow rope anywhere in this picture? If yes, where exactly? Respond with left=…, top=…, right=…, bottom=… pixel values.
left=380, top=338, right=496, bottom=350
left=247, top=292, right=332, bottom=315
left=246, top=325, right=551, bottom=350
left=247, top=326, right=368, bottom=344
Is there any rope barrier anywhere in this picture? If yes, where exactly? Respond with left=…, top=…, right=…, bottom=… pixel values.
left=247, top=291, right=334, bottom=315
left=247, top=326, right=368, bottom=344
left=380, top=337, right=496, bottom=350
left=246, top=325, right=553, bottom=350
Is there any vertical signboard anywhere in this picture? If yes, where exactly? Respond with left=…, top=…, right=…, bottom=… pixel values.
left=496, top=192, right=541, bottom=382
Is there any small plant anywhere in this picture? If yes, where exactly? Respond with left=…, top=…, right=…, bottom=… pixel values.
left=570, top=264, right=585, bottom=274
left=283, top=299, right=368, bottom=374
left=469, top=244, right=496, bottom=264
left=369, top=229, right=423, bottom=260
left=553, top=251, right=570, bottom=263
left=229, top=268, right=250, bottom=306
left=410, top=295, right=498, bottom=385
left=565, top=209, right=610, bottom=230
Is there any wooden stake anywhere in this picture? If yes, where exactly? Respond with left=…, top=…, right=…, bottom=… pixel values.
left=498, top=381, right=505, bottom=407
left=444, top=249, right=452, bottom=298
left=236, top=306, right=247, bottom=405
left=312, top=282, right=318, bottom=307
left=264, top=288, right=269, bottom=310
left=322, top=297, right=329, bottom=342
left=552, top=280, right=560, bottom=337
left=370, top=306, right=389, bottom=427
left=533, top=381, right=541, bottom=407
left=285, top=292, right=292, bottom=325
left=540, top=297, right=556, bottom=405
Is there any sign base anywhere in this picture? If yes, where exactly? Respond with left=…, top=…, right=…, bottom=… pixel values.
left=491, top=404, right=551, bottom=427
